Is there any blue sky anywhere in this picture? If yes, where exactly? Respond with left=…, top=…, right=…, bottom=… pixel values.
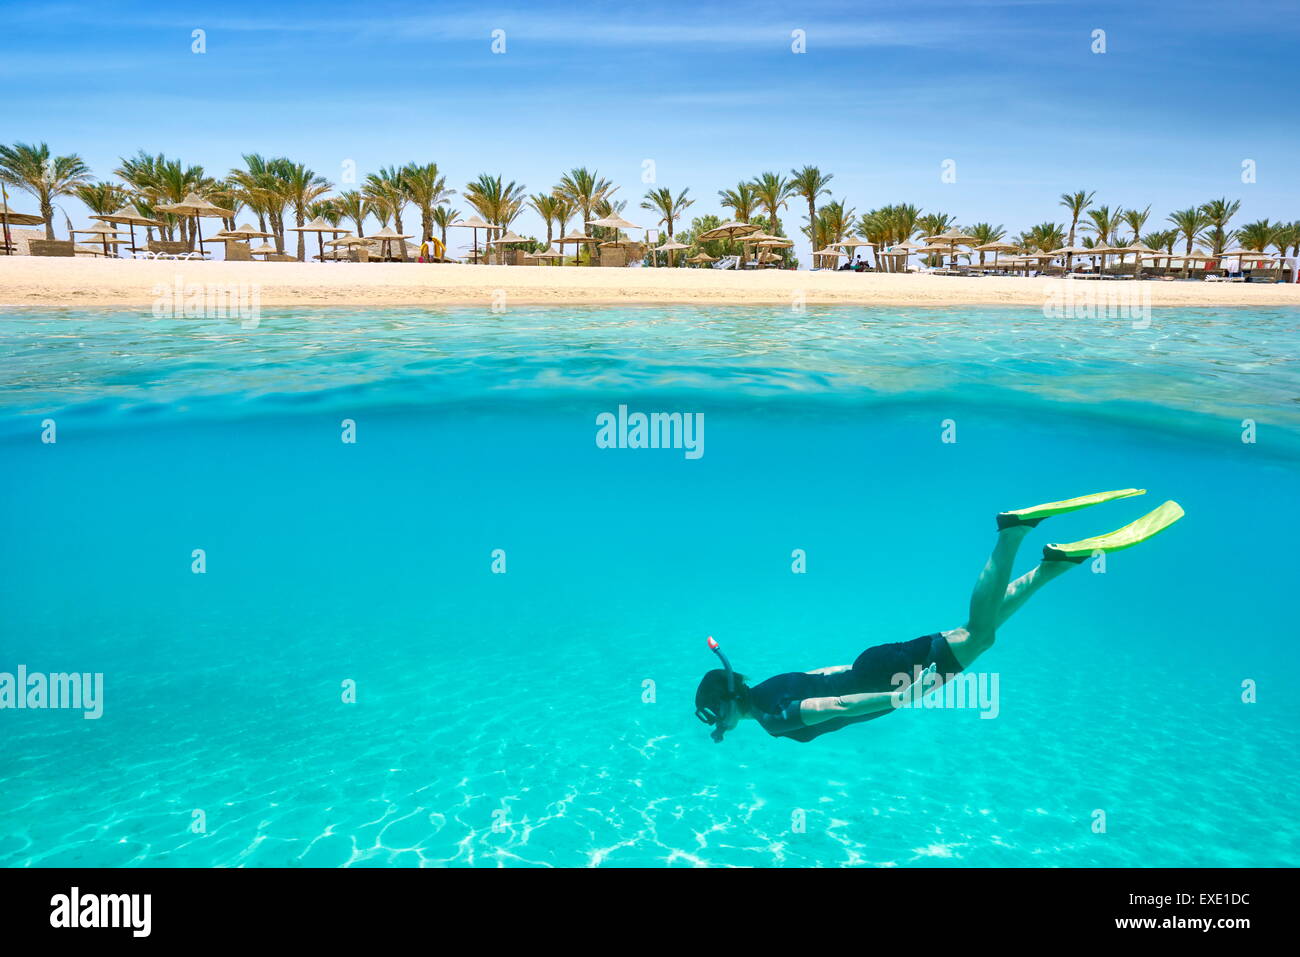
left=3, top=0, right=1297, bottom=261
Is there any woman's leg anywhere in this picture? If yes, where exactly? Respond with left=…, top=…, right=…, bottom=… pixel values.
left=943, top=525, right=1030, bottom=669
left=997, top=559, right=1075, bottom=626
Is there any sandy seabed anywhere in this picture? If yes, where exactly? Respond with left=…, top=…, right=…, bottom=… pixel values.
left=2, top=257, right=1299, bottom=308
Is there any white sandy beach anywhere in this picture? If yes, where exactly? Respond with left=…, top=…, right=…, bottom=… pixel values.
left=2, top=257, right=1299, bottom=308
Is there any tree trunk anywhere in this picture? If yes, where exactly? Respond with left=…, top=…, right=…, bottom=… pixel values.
left=296, top=209, right=306, bottom=262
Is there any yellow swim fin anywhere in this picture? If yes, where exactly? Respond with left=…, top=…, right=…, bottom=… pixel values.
left=1043, top=501, right=1185, bottom=563
left=997, top=488, right=1145, bottom=529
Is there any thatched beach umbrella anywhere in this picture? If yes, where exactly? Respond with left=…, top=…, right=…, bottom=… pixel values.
left=74, top=221, right=128, bottom=258
left=248, top=242, right=280, bottom=259
left=699, top=220, right=760, bottom=241
left=155, top=191, right=234, bottom=254
left=367, top=225, right=414, bottom=261
left=655, top=239, right=690, bottom=267
left=325, top=233, right=370, bottom=246
left=699, top=220, right=761, bottom=266
left=450, top=216, right=502, bottom=263
left=833, top=236, right=874, bottom=265
left=0, top=202, right=42, bottom=226
left=812, top=246, right=848, bottom=268
left=488, top=230, right=530, bottom=265
left=587, top=213, right=643, bottom=266
left=90, top=206, right=163, bottom=254
left=922, top=230, right=977, bottom=268
left=1086, top=244, right=1125, bottom=277
left=1219, top=248, right=1276, bottom=274
left=0, top=187, right=44, bottom=255
left=1048, top=245, right=1093, bottom=271
left=877, top=238, right=921, bottom=272
left=973, top=241, right=1018, bottom=267
left=557, top=228, right=600, bottom=266
left=686, top=251, right=717, bottom=266
left=221, top=222, right=275, bottom=240
left=289, top=215, right=349, bottom=262
left=529, top=246, right=565, bottom=265
left=323, top=234, right=373, bottom=261
left=588, top=212, right=642, bottom=240
left=1114, top=242, right=1157, bottom=279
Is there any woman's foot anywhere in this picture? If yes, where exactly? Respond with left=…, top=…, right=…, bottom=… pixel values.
left=1043, top=501, right=1185, bottom=562
left=997, top=488, right=1146, bottom=530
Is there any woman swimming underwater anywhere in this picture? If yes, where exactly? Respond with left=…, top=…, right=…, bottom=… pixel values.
left=694, top=489, right=1184, bottom=743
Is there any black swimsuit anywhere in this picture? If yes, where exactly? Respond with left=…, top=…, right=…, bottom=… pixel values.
left=747, top=633, right=962, bottom=743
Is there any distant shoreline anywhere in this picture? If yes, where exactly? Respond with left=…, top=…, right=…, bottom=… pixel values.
left=3, top=259, right=1299, bottom=308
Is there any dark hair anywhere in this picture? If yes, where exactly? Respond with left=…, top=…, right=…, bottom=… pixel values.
left=695, top=668, right=749, bottom=714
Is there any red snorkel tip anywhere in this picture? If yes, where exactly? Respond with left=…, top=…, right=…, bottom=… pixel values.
left=707, top=636, right=719, bottom=650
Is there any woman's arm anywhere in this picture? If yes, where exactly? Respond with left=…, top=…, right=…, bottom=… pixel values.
left=797, top=663, right=938, bottom=727
left=798, top=690, right=896, bottom=726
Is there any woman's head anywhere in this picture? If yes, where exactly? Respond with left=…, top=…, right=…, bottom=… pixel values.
left=695, top=669, right=749, bottom=740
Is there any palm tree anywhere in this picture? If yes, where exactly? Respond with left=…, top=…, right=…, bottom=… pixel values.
left=1058, top=191, right=1095, bottom=270
left=790, top=165, right=833, bottom=251
left=857, top=208, right=891, bottom=263
left=640, top=186, right=694, bottom=263
left=717, top=181, right=759, bottom=265
left=0, top=142, right=92, bottom=239
left=915, top=212, right=956, bottom=264
left=466, top=174, right=527, bottom=260
left=470, top=173, right=527, bottom=229
left=967, top=222, right=1006, bottom=265
left=1199, top=197, right=1241, bottom=257
left=334, top=191, right=369, bottom=238
left=553, top=196, right=573, bottom=241
left=227, top=154, right=285, bottom=247
left=750, top=169, right=794, bottom=241
left=554, top=168, right=616, bottom=265
left=364, top=166, right=409, bottom=237
left=917, top=212, right=955, bottom=238
left=814, top=200, right=856, bottom=261
left=430, top=205, right=460, bottom=250
left=717, top=181, right=758, bottom=223
left=402, top=162, right=455, bottom=243
left=1122, top=205, right=1151, bottom=245
left=1119, top=205, right=1152, bottom=276
left=1272, top=221, right=1299, bottom=268
left=528, top=192, right=561, bottom=247
left=1084, top=204, right=1124, bottom=275
left=74, top=181, right=129, bottom=216
left=1142, top=229, right=1178, bottom=271
left=275, top=159, right=332, bottom=261
left=1168, top=207, right=1210, bottom=277
left=1236, top=219, right=1277, bottom=253
left=858, top=204, right=921, bottom=271
left=1018, top=223, right=1065, bottom=258
left=113, top=152, right=172, bottom=242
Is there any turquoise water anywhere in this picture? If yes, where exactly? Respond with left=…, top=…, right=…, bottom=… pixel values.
left=1, top=305, right=1298, bottom=867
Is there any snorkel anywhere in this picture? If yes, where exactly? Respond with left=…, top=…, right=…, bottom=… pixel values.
left=706, top=635, right=736, bottom=743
